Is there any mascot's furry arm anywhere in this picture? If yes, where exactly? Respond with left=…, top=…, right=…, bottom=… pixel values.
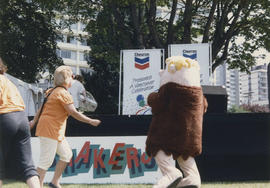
left=147, top=85, right=170, bottom=114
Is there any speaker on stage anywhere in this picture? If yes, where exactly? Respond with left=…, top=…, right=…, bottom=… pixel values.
left=202, top=85, right=228, bottom=113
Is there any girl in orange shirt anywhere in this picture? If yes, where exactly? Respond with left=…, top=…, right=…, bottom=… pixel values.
left=30, top=66, right=100, bottom=188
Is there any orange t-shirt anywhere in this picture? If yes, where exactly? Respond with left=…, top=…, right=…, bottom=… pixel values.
left=35, top=87, right=73, bottom=141
left=0, top=74, right=25, bottom=114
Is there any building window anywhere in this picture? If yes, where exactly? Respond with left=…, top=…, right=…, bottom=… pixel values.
left=80, top=23, right=86, bottom=31
left=70, top=51, right=77, bottom=60
left=60, top=50, right=71, bottom=59
left=79, top=52, right=87, bottom=61
left=71, top=23, right=77, bottom=30
left=61, top=35, right=67, bottom=43
left=80, top=38, right=88, bottom=46
left=59, top=50, right=77, bottom=60
left=70, top=66, right=77, bottom=74
left=57, top=34, right=64, bottom=42
left=67, top=36, right=77, bottom=44
left=56, top=49, right=60, bottom=56
left=80, top=67, right=93, bottom=75
left=261, top=83, right=266, bottom=87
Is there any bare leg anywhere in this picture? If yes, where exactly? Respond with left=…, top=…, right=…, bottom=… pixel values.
left=37, top=167, right=47, bottom=188
left=0, top=179, right=2, bottom=188
left=51, top=160, right=68, bottom=188
left=26, top=175, right=40, bottom=188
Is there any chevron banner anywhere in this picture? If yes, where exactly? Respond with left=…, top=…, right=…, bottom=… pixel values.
left=168, top=43, right=211, bottom=85
left=121, top=49, right=163, bottom=115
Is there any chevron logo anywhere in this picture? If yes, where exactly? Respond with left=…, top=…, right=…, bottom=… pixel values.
left=183, top=50, right=197, bottom=60
left=134, top=53, right=150, bottom=70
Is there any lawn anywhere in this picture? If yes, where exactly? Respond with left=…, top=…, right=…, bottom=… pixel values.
left=2, top=182, right=270, bottom=188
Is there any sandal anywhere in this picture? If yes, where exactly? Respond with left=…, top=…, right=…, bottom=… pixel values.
left=48, top=182, right=59, bottom=188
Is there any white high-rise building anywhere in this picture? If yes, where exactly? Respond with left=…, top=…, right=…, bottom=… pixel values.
left=214, top=63, right=239, bottom=109
left=239, top=64, right=268, bottom=106
left=215, top=63, right=269, bottom=108
left=56, top=20, right=91, bottom=75
left=38, top=20, right=91, bottom=90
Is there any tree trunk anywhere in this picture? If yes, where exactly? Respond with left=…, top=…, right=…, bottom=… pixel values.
left=202, top=0, right=217, bottom=43
left=110, top=2, right=133, bottom=48
left=166, top=0, right=177, bottom=45
left=147, top=0, right=162, bottom=48
left=130, top=2, right=144, bottom=48
left=181, top=0, right=193, bottom=43
left=212, top=1, right=245, bottom=71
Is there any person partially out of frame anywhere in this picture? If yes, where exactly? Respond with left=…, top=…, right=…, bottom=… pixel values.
left=68, top=74, right=86, bottom=110
left=30, top=65, right=100, bottom=188
left=0, top=57, right=40, bottom=188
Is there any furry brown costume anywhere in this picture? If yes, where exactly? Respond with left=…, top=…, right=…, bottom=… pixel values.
left=146, top=82, right=208, bottom=160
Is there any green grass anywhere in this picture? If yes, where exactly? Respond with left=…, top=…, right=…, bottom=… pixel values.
left=2, top=182, right=270, bottom=188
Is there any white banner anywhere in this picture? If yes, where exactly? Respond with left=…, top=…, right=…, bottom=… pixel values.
left=31, top=136, right=163, bottom=184
left=121, top=49, right=163, bottom=115
left=168, top=43, right=212, bottom=85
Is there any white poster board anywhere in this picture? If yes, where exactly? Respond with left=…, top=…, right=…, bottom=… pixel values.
left=119, top=49, right=164, bottom=115
left=31, top=136, right=164, bottom=184
left=168, top=43, right=212, bottom=85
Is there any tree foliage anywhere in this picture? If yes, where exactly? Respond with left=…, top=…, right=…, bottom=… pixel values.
left=70, top=0, right=270, bottom=114
left=2, top=0, right=270, bottom=113
left=0, top=0, right=63, bottom=83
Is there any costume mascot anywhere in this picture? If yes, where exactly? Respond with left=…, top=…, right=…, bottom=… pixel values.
left=146, top=56, right=208, bottom=188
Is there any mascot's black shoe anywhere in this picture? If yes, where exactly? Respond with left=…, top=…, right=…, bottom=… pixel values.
left=177, top=185, right=199, bottom=188
left=167, top=177, right=183, bottom=188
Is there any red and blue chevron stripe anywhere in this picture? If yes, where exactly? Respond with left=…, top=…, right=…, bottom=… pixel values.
left=134, top=57, right=150, bottom=70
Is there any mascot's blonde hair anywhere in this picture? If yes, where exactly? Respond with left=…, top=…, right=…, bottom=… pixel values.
left=160, top=56, right=201, bottom=87
left=166, top=56, right=200, bottom=73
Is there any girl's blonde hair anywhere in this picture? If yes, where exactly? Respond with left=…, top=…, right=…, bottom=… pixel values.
left=53, top=66, right=73, bottom=86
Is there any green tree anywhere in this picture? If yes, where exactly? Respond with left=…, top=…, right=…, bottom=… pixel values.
left=0, top=0, right=63, bottom=83
left=228, top=105, right=249, bottom=113
left=72, top=0, right=270, bottom=114
left=78, top=0, right=270, bottom=70
left=4, top=0, right=269, bottom=113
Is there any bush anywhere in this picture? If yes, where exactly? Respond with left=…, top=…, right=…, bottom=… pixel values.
left=228, top=105, right=250, bottom=113
left=228, top=104, right=270, bottom=113
left=240, top=104, right=270, bottom=113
